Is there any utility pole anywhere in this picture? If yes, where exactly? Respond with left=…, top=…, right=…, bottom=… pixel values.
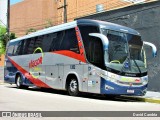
left=64, top=0, right=67, bottom=23
left=58, top=0, right=67, bottom=23
left=7, top=0, right=10, bottom=41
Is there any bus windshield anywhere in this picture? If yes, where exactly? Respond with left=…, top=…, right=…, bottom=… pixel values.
left=102, top=29, right=146, bottom=74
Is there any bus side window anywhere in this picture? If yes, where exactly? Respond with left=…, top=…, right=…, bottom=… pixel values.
left=78, top=25, right=100, bottom=62
left=27, top=38, right=36, bottom=54
left=89, top=38, right=103, bottom=68
left=59, top=29, right=80, bottom=53
left=14, top=41, right=24, bottom=55
left=22, top=39, right=31, bottom=55
left=51, top=31, right=65, bottom=51
left=43, top=33, right=57, bottom=52
left=34, top=36, right=43, bottom=53
left=7, top=43, right=14, bottom=56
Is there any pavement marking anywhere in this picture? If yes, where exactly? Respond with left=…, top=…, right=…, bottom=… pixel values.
left=142, top=98, right=160, bottom=104
left=121, top=95, right=160, bottom=104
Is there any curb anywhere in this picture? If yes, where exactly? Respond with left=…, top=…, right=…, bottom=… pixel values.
left=0, top=82, right=4, bottom=85
left=0, top=80, right=4, bottom=85
left=122, top=95, right=160, bottom=104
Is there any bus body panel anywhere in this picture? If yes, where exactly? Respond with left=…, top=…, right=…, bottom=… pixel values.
left=6, top=52, right=87, bottom=89
left=100, top=77, right=147, bottom=95
left=4, top=19, right=151, bottom=96
left=5, top=53, right=103, bottom=94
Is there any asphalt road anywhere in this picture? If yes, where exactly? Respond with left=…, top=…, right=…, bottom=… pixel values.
left=0, top=84, right=160, bottom=120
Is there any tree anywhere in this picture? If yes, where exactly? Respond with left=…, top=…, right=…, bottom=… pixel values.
left=0, top=25, right=6, bottom=55
left=0, top=25, right=16, bottom=55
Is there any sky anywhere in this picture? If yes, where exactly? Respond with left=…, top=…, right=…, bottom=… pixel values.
left=10, top=0, right=23, bottom=5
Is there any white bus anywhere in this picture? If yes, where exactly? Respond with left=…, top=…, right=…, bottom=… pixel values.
left=4, top=19, right=157, bottom=96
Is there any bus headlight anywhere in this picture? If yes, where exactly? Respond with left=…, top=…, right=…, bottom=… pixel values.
left=142, top=76, right=148, bottom=85
left=101, top=72, right=118, bottom=83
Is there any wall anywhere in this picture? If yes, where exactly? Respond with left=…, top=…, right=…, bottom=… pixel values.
left=10, top=0, right=58, bottom=37
left=79, top=0, right=160, bottom=92
left=0, top=54, right=4, bottom=67
left=10, top=0, right=155, bottom=36
left=57, top=0, right=155, bottom=23
left=58, top=0, right=133, bottom=23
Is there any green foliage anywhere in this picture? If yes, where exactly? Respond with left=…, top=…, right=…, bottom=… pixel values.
left=0, top=25, right=6, bottom=55
left=0, top=25, right=6, bottom=35
left=45, top=19, right=53, bottom=28
left=26, top=28, right=37, bottom=35
left=0, top=25, right=16, bottom=55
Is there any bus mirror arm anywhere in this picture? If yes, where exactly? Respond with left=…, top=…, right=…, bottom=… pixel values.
left=143, top=41, right=157, bottom=57
left=89, top=33, right=109, bottom=50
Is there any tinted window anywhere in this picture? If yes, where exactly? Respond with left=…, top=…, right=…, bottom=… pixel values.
left=7, top=43, right=15, bottom=56
left=8, top=28, right=79, bottom=55
left=22, top=40, right=29, bottom=55
left=14, top=40, right=24, bottom=55
left=78, top=25, right=100, bottom=61
left=33, top=36, right=43, bottom=53
left=43, top=33, right=57, bottom=52
left=89, top=37, right=104, bottom=68
left=22, top=36, right=43, bottom=54
left=50, top=31, right=63, bottom=51
left=59, top=29, right=79, bottom=53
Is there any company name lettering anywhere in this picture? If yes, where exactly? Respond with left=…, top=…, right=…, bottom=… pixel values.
left=29, top=57, right=42, bottom=68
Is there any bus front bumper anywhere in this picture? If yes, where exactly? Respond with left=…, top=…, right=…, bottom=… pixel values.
left=100, top=78, right=147, bottom=96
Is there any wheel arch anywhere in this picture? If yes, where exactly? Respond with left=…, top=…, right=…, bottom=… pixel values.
left=15, top=72, right=24, bottom=84
left=64, top=72, right=82, bottom=91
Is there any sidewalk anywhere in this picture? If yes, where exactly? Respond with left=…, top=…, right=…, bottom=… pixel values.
left=139, top=91, right=160, bottom=104
left=122, top=91, right=160, bottom=104
left=0, top=80, right=4, bottom=84
left=0, top=80, right=160, bottom=104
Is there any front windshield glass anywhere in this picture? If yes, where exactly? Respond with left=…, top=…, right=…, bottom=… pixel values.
left=102, top=29, right=146, bottom=73
left=128, top=34, right=146, bottom=73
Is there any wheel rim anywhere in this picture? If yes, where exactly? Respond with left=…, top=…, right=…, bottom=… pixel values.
left=69, top=79, right=77, bottom=92
left=17, top=76, right=20, bottom=87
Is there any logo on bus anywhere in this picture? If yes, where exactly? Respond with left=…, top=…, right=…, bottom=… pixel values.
left=29, top=57, right=43, bottom=68
left=29, top=47, right=44, bottom=79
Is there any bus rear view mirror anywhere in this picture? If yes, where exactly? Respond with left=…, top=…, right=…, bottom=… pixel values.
left=89, top=33, right=109, bottom=50
left=143, top=41, right=157, bottom=57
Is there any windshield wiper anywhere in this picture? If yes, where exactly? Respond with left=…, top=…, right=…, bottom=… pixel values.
left=132, top=58, right=142, bottom=74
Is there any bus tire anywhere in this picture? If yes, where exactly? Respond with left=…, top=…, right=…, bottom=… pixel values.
left=67, top=77, right=79, bottom=96
left=16, top=75, right=28, bottom=89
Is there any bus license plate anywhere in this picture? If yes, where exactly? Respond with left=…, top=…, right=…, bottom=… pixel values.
left=127, top=89, right=134, bottom=93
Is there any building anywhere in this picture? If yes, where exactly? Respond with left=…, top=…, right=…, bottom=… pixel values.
left=10, top=0, right=156, bottom=37
left=10, top=0, right=58, bottom=36
left=0, top=54, right=4, bottom=67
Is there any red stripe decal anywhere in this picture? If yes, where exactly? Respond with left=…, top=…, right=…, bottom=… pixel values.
left=8, top=57, right=51, bottom=88
left=52, top=27, right=86, bottom=63
left=53, top=50, right=86, bottom=62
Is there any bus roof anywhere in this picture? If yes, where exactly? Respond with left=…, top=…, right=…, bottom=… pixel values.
left=10, top=21, right=77, bottom=43
left=77, top=19, right=140, bottom=35
left=10, top=19, right=140, bottom=43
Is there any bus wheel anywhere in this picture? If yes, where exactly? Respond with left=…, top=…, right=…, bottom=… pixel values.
left=67, top=78, right=79, bottom=96
left=16, top=75, right=28, bottom=89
